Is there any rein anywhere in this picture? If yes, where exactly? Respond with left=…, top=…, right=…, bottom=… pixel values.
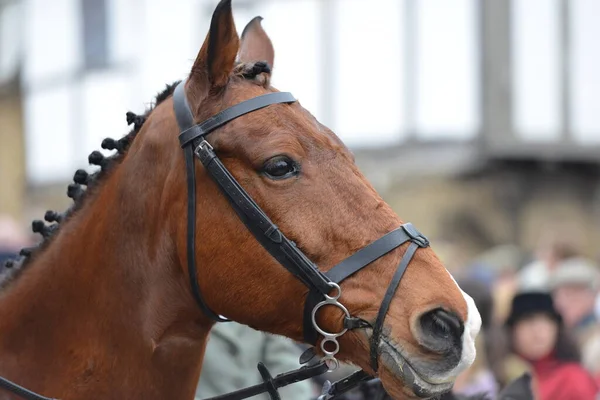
left=0, top=79, right=430, bottom=400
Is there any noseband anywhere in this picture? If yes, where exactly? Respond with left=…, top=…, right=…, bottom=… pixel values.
left=0, top=79, right=430, bottom=400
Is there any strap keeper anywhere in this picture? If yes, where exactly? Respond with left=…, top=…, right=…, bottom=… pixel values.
left=401, top=223, right=429, bottom=248
left=265, top=225, right=283, bottom=243
left=179, top=125, right=206, bottom=148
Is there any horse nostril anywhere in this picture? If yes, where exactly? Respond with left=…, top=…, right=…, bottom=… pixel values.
left=420, top=308, right=463, bottom=345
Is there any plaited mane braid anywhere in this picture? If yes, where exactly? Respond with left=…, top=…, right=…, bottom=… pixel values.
left=234, top=61, right=271, bottom=78
left=0, top=82, right=178, bottom=286
left=1, top=70, right=267, bottom=285
left=233, top=61, right=271, bottom=86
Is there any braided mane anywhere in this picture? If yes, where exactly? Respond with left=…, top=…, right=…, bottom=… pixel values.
left=0, top=81, right=178, bottom=289
left=0, top=61, right=271, bottom=290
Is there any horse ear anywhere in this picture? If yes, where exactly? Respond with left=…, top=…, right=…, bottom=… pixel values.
left=238, top=16, right=274, bottom=70
left=190, top=0, right=240, bottom=90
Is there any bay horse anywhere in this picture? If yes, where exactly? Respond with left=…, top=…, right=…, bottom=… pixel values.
left=0, top=1, right=481, bottom=399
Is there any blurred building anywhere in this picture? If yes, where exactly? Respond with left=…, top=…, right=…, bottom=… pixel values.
left=1, top=0, right=599, bottom=264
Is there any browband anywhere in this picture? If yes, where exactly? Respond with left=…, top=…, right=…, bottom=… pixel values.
left=179, top=91, right=297, bottom=147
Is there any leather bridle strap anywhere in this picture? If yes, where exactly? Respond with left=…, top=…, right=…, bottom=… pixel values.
left=317, top=370, right=373, bottom=400
left=302, top=224, right=428, bottom=345
left=195, top=143, right=332, bottom=294
left=303, top=223, right=428, bottom=373
left=370, top=241, right=420, bottom=371
left=174, top=79, right=332, bottom=320
left=0, top=376, right=56, bottom=400
left=203, top=362, right=328, bottom=400
left=175, top=80, right=229, bottom=321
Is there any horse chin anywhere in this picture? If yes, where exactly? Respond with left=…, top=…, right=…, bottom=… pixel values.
left=378, top=340, right=454, bottom=399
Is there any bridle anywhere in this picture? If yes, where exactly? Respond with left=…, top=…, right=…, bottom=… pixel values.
left=173, top=79, right=431, bottom=399
left=0, top=79, right=430, bottom=400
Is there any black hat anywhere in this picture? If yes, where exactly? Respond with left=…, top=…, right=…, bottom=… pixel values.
left=505, top=291, right=562, bottom=327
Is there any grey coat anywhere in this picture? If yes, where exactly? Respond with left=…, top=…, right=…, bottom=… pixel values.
left=195, top=323, right=313, bottom=400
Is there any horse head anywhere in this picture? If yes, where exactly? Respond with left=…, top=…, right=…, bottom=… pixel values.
left=0, top=1, right=480, bottom=399
left=139, top=1, right=480, bottom=397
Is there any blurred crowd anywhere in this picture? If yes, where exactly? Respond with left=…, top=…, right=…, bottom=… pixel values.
left=0, top=214, right=33, bottom=266
left=449, top=235, right=600, bottom=399
left=2, top=212, right=599, bottom=400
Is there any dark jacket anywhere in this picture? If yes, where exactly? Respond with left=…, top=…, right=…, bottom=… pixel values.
left=496, top=373, right=534, bottom=400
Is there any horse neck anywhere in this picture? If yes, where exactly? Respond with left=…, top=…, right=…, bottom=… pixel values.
left=0, top=161, right=212, bottom=399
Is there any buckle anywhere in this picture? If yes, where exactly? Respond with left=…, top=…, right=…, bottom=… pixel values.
left=194, top=140, right=216, bottom=164
left=401, top=223, right=430, bottom=248
left=194, top=139, right=213, bottom=156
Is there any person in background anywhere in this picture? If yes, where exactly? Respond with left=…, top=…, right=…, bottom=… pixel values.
left=0, top=214, right=30, bottom=267
left=453, top=278, right=500, bottom=399
left=495, top=373, right=534, bottom=400
left=466, top=244, right=523, bottom=327
left=504, top=291, right=598, bottom=400
left=549, top=257, right=600, bottom=383
left=195, top=322, right=311, bottom=400
left=453, top=334, right=498, bottom=399
left=518, top=233, right=580, bottom=292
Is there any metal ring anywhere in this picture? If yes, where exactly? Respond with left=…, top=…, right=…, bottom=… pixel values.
left=325, top=282, right=342, bottom=301
left=321, top=338, right=340, bottom=357
left=323, top=357, right=340, bottom=372
left=311, top=299, right=350, bottom=338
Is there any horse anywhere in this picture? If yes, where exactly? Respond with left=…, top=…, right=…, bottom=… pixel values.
left=0, top=1, right=481, bottom=399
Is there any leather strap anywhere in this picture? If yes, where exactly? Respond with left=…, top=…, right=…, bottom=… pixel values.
left=317, top=370, right=373, bottom=400
left=203, top=362, right=329, bottom=400
left=370, top=242, right=419, bottom=372
left=303, top=224, right=423, bottom=344
left=257, top=363, right=281, bottom=400
left=0, top=376, right=57, bottom=400
left=175, top=80, right=229, bottom=321
left=173, top=79, right=194, bottom=133
left=184, top=145, right=228, bottom=321
left=196, top=143, right=332, bottom=295
left=179, top=91, right=297, bottom=147
left=174, top=79, right=332, bottom=322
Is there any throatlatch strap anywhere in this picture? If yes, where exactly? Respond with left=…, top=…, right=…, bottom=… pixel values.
left=175, top=81, right=228, bottom=322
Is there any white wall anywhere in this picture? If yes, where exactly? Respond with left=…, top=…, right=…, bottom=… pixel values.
left=0, top=1, right=23, bottom=85
left=16, top=0, right=600, bottom=185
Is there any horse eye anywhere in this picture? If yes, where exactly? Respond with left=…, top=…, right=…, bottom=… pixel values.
left=261, top=156, right=299, bottom=180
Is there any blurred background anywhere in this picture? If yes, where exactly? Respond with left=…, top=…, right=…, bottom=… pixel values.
left=2, top=0, right=600, bottom=266
left=1, top=0, right=600, bottom=397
